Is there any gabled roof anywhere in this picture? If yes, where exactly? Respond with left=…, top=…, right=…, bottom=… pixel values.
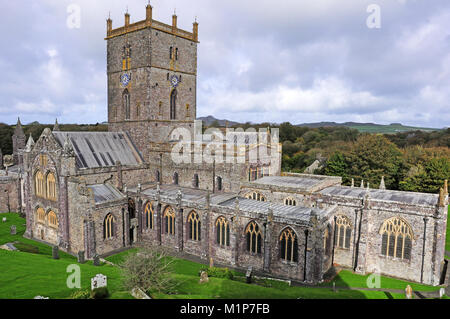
left=53, top=131, right=142, bottom=169
left=87, top=184, right=125, bottom=204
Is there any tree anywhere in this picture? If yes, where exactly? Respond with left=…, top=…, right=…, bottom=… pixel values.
left=118, top=246, right=178, bottom=294
left=323, top=152, right=349, bottom=182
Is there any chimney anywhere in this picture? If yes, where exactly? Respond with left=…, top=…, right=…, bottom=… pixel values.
left=193, top=21, right=199, bottom=42
left=146, top=4, right=152, bottom=25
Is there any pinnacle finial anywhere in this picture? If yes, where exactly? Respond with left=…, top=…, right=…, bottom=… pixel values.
left=360, top=180, right=364, bottom=188
left=379, top=176, right=386, bottom=190
left=53, top=118, right=60, bottom=132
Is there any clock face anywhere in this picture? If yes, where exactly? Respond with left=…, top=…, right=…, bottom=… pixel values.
left=170, top=75, right=179, bottom=88
left=121, top=73, right=130, bottom=87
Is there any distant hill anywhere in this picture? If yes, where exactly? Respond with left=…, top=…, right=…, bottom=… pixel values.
left=197, top=116, right=240, bottom=127
left=295, top=122, right=440, bottom=134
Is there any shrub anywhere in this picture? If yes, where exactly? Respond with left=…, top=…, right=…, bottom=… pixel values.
left=69, top=289, right=91, bottom=299
left=90, top=287, right=109, bottom=299
left=199, top=267, right=234, bottom=280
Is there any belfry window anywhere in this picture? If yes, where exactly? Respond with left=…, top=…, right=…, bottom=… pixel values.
left=246, top=221, right=262, bottom=254
left=123, top=89, right=130, bottom=120
left=280, top=228, right=298, bottom=262
left=380, top=217, right=413, bottom=260
left=170, top=89, right=177, bottom=120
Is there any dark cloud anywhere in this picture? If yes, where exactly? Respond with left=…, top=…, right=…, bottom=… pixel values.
left=0, top=0, right=449, bottom=128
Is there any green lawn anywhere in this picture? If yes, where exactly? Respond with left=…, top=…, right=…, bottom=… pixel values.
left=0, top=213, right=131, bottom=299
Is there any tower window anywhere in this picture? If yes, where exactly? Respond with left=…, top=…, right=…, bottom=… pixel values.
left=175, top=48, right=178, bottom=60
left=170, top=47, right=173, bottom=60
left=170, top=89, right=177, bottom=120
left=123, top=89, right=130, bottom=120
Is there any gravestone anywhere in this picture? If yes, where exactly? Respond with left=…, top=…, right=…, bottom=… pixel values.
left=34, top=296, right=49, bottom=299
left=333, top=282, right=337, bottom=292
left=405, top=285, right=413, bottom=299
left=439, top=288, right=445, bottom=298
left=2, top=217, right=6, bottom=223
left=91, top=274, right=107, bottom=290
left=199, top=271, right=209, bottom=284
left=93, top=254, right=100, bottom=266
left=52, top=246, right=59, bottom=259
left=246, top=266, right=253, bottom=284
left=77, top=251, right=85, bottom=264
left=10, top=225, right=16, bottom=235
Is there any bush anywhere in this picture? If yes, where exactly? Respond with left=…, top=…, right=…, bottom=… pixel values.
left=90, top=287, right=109, bottom=299
left=199, top=267, right=234, bottom=280
left=69, top=289, right=91, bottom=299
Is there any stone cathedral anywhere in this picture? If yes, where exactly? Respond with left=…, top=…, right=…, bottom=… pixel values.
left=0, top=4, right=448, bottom=286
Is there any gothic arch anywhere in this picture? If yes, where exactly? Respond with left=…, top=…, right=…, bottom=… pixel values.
left=379, top=216, right=414, bottom=260
left=215, top=216, right=230, bottom=247
left=187, top=210, right=201, bottom=241
left=245, top=220, right=262, bottom=254
left=279, top=227, right=298, bottom=262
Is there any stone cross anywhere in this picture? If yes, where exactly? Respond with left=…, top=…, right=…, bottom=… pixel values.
left=405, top=285, right=413, bottom=299
left=10, top=225, right=16, bottom=235
left=91, top=274, right=107, bottom=290
left=52, top=245, right=59, bottom=259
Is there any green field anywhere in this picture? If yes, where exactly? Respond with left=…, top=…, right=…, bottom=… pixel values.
left=0, top=213, right=445, bottom=299
left=345, top=123, right=439, bottom=134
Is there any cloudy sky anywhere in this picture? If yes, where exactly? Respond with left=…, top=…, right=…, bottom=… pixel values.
left=0, top=0, right=449, bottom=128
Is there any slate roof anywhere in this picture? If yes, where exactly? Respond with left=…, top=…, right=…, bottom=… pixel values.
left=319, top=186, right=438, bottom=206
left=53, top=132, right=142, bottom=169
left=87, top=184, right=125, bottom=204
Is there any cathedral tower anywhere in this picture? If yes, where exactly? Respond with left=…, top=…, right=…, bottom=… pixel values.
left=106, top=4, right=198, bottom=160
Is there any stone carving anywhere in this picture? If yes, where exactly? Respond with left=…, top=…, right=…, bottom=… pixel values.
left=91, top=274, right=107, bottom=290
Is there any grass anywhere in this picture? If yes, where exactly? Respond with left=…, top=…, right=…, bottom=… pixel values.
left=0, top=213, right=132, bottom=299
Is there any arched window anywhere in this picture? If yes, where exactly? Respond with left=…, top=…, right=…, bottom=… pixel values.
left=46, top=172, right=57, bottom=201
left=123, top=89, right=130, bottom=120
left=335, top=215, right=352, bottom=249
left=36, top=207, right=46, bottom=223
left=216, top=216, right=230, bottom=247
left=144, top=202, right=154, bottom=229
left=284, top=197, right=297, bottom=206
left=188, top=211, right=201, bottom=241
left=193, top=174, right=199, bottom=188
left=246, top=221, right=262, bottom=254
left=380, top=217, right=413, bottom=260
left=245, top=191, right=266, bottom=202
left=169, top=46, right=173, bottom=59
left=48, top=211, right=58, bottom=228
left=104, top=214, right=115, bottom=239
left=216, top=176, right=223, bottom=191
left=35, top=170, right=45, bottom=198
left=173, top=172, right=179, bottom=185
left=175, top=48, right=179, bottom=60
left=280, top=228, right=298, bottom=262
left=170, top=89, right=177, bottom=120
left=164, top=206, right=176, bottom=235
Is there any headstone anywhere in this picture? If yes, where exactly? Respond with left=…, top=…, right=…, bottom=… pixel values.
left=93, top=254, right=100, bottom=266
left=405, top=285, right=413, bottom=299
left=52, top=245, right=59, bottom=260
left=91, top=274, right=107, bottom=290
left=34, top=296, right=49, bottom=299
left=246, top=266, right=253, bottom=284
left=199, top=271, right=209, bottom=284
left=2, top=217, right=6, bottom=223
left=333, top=282, right=337, bottom=292
left=439, top=287, right=445, bottom=298
left=77, top=251, right=85, bottom=264
left=10, top=225, right=16, bottom=235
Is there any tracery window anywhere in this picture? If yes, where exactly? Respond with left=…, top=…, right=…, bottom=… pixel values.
left=245, top=191, right=266, bottom=202
left=35, top=170, right=45, bottom=198
left=280, top=228, right=298, bottom=262
left=46, top=172, right=57, bottom=201
left=144, top=202, right=154, bottom=229
left=188, top=211, right=201, bottom=241
left=164, top=206, right=176, bottom=235
left=216, top=216, right=230, bottom=247
left=36, top=207, right=46, bottom=223
left=284, top=197, right=297, bottom=206
left=104, top=214, right=115, bottom=239
left=48, top=211, right=58, bottom=228
left=246, top=221, right=262, bottom=254
left=334, top=215, right=352, bottom=249
left=380, top=217, right=413, bottom=260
